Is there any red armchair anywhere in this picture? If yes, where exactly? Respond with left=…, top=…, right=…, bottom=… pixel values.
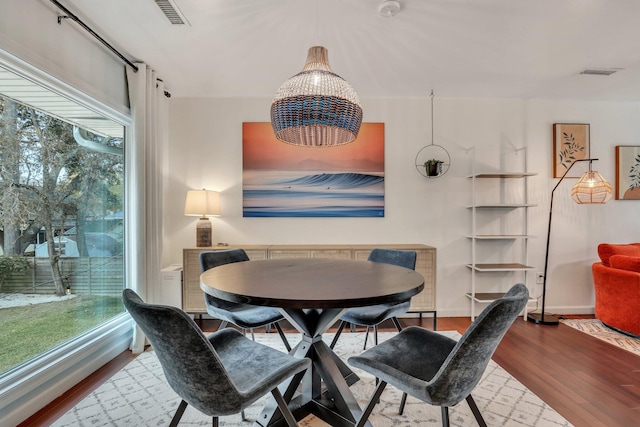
left=592, top=243, right=640, bottom=336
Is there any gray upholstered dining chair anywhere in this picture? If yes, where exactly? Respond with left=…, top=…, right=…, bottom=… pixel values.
left=122, top=289, right=310, bottom=427
left=330, top=248, right=417, bottom=350
left=348, top=283, right=529, bottom=427
left=200, top=248, right=291, bottom=351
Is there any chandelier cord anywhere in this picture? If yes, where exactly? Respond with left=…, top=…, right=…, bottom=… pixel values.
left=315, top=0, right=320, bottom=46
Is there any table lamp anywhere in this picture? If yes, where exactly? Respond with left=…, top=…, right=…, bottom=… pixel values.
left=184, top=189, right=221, bottom=247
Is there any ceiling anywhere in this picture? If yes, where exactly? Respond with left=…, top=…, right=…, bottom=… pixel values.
left=60, top=0, right=640, bottom=101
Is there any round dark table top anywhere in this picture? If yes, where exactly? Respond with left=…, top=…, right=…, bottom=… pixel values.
left=200, top=258, right=425, bottom=310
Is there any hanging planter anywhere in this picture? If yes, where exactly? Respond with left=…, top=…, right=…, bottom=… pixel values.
left=414, top=90, right=451, bottom=179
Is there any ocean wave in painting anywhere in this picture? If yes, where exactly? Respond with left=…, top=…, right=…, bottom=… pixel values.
left=276, top=173, right=384, bottom=189
left=243, top=171, right=384, bottom=217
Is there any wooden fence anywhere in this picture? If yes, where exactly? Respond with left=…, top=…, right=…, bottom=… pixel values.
left=1, top=257, right=124, bottom=295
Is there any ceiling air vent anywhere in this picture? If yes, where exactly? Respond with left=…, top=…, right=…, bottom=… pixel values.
left=154, top=0, right=188, bottom=25
left=579, top=69, right=619, bottom=76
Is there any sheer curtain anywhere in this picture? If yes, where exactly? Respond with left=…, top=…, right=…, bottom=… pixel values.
left=125, top=64, right=168, bottom=353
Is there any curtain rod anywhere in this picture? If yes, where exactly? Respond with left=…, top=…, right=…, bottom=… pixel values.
left=50, top=0, right=139, bottom=73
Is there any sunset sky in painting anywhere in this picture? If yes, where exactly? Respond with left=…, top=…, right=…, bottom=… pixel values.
left=243, top=122, right=384, bottom=172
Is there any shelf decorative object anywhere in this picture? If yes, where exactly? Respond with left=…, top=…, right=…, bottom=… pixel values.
left=415, top=90, right=450, bottom=178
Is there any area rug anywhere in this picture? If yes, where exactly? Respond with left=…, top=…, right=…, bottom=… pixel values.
left=560, top=318, right=640, bottom=356
left=52, top=332, right=572, bottom=427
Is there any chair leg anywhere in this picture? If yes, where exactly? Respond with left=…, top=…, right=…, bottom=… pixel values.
left=398, top=392, right=408, bottom=415
left=274, top=322, right=292, bottom=352
left=374, top=325, right=379, bottom=346
left=271, top=387, right=298, bottom=427
left=391, top=316, right=403, bottom=332
left=216, top=320, right=228, bottom=331
left=355, top=380, right=387, bottom=427
left=212, top=416, right=219, bottom=427
left=441, top=406, right=450, bottom=427
left=169, top=400, right=188, bottom=427
left=363, top=326, right=370, bottom=350
left=241, top=409, right=246, bottom=421
left=466, top=395, right=487, bottom=427
left=330, top=320, right=347, bottom=349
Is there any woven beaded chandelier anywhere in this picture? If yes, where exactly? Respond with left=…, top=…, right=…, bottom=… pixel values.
left=271, top=46, right=363, bottom=147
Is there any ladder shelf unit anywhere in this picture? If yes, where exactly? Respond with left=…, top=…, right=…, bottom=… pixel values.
left=466, top=158, right=537, bottom=319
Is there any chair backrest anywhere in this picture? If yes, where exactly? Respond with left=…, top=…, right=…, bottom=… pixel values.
left=368, top=248, right=417, bottom=270
left=122, top=289, right=241, bottom=415
left=426, top=283, right=529, bottom=406
left=200, top=249, right=250, bottom=310
left=200, top=248, right=250, bottom=272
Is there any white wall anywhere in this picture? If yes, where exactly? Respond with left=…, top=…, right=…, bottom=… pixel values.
left=166, top=96, right=640, bottom=317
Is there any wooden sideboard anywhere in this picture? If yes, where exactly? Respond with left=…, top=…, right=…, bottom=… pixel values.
left=182, top=244, right=436, bottom=316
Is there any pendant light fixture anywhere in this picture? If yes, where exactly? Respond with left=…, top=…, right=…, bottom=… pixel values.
left=270, top=46, right=363, bottom=147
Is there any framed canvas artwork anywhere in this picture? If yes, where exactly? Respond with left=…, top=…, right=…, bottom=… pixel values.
left=615, top=145, right=640, bottom=200
left=242, top=122, right=385, bottom=217
left=553, top=123, right=590, bottom=178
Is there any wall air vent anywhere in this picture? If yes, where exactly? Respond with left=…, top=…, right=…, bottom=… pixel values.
left=154, top=0, right=189, bottom=25
left=579, top=69, right=619, bottom=76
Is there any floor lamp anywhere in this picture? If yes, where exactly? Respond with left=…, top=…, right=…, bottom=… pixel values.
left=528, top=158, right=612, bottom=325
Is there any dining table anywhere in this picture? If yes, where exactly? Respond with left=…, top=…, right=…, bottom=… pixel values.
left=200, top=257, right=425, bottom=427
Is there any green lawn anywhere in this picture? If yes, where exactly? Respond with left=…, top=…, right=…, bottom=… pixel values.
left=0, top=295, right=124, bottom=373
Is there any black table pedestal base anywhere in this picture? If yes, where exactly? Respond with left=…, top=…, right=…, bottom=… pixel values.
left=253, top=308, right=371, bottom=427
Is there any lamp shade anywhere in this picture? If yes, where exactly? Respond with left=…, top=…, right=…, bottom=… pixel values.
left=184, top=190, right=221, bottom=217
left=270, top=46, right=363, bottom=147
left=571, top=171, right=612, bottom=204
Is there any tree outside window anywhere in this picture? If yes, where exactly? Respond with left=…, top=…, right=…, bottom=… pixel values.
left=0, top=95, right=125, bottom=373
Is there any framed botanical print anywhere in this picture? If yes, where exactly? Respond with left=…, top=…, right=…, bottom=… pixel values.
left=553, top=123, right=590, bottom=178
left=615, top=145, right=640, bottom=200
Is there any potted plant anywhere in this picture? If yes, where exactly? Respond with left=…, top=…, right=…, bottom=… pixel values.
left=424, top=159, right=443, bottom=177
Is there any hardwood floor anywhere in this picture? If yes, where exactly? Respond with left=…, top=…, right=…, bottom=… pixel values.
left=18, top=316, right=640, bottom=427
left=493, top=316, right=640, bottom=427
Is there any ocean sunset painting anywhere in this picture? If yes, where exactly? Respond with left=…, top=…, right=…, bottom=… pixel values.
left=243, top=122, right=385, bottom=217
